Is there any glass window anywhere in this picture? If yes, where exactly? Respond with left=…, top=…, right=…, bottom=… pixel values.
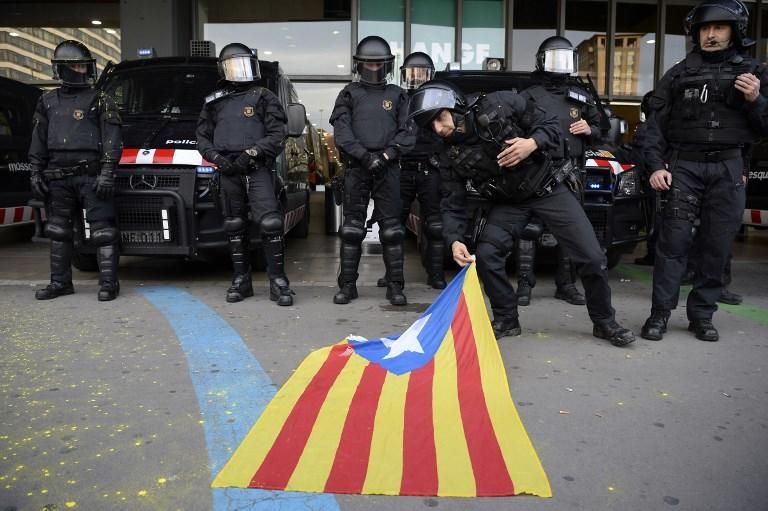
left=566, top=0, right=609, bottom=95
left=294, top=82, right=347, bottom=133
left=614, top=2, right=657, bottom=97
left=511, top=0, right=556, bottom=71
left=359, top=0, right=405, bottom=68
left=412, top=0, right=456, bottom=71
left=461, top=0, right=505, bottom=70
left=204, top=21, right=352, bottom=76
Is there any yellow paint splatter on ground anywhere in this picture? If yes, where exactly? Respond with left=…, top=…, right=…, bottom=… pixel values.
left=157, top=477, right=167, bottom=485
left=65, top=501, right=77, bottom=508
left=138, top=489, right=148, bottom=496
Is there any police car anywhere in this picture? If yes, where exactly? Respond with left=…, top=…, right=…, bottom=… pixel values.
left=0, top=77, right=42, bottom=232
left=58, top=56, right=309, bottom=269
left=405, top=69, right=652, bottom=269
left=746, top=138, right=768, bottom=229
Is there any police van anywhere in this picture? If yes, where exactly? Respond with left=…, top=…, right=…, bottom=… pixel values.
left=0, top=77, right=42, bottom=232
left=746, top=139, right=768, bottom=229
left=52, top=56, right=309, bottom=269
left=405, top=69, right=652, bottom=269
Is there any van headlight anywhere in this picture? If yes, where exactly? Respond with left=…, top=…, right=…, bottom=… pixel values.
left=616, top=168, right=641, bottom=197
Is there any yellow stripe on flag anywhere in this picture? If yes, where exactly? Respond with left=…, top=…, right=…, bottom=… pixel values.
left=361, top=370, right=409, bottom=495
left=285, top=350, right=369, bottom=492
left=211, top=345, right=337, bottom=488
left=432, top=329, right=476, bottom=497
left=463, top=264, right=552, bottom=497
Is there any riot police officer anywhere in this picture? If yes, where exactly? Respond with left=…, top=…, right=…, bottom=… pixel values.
left=515, top=36, right=603, bottom=307
left=640, top=0, right=767, bottom=342
left=196, top=43, right=294, bottom=306
left=29, top=40, right=123, bottom=301
left=330, top=36, right=415, bottom=305
left=408, top=81, right=635, bottom=346
left=376, top=52, right=446, bottom=290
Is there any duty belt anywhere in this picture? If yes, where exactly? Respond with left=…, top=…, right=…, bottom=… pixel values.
left=400, top=161, right=433, bottom=173
left=43, top=160, right=101, bottom=180
left=676, top=148, right=742, bottom=162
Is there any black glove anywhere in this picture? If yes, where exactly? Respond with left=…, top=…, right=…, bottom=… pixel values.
left=363, top=152, right=386, bottom=173
left=30, top=170, right=48, bottom=201
left=232, top=151, right=253, bottom=173
left=93, top=164, right=115, bottom=199
left=212, top=152, right=236, bottom=176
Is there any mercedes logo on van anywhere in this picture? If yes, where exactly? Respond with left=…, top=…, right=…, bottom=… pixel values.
left=129, top=174, right=158, bottom=190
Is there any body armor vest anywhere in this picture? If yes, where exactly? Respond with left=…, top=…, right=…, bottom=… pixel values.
left=525, top=84, right=593, bottom=159
left=347, top=83, right=401, bottom=150
left=403, top=126, right=442, bottom=163
left=448, top=92, right=553, bottom=203
left=207, top=87, right=267, bottom=152
left=44, top=89, right=101, bottom=153
left=667, top=52, right=760, bottom=145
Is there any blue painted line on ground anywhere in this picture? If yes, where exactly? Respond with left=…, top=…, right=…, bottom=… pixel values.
left=140, top=286, right=341, bottom=511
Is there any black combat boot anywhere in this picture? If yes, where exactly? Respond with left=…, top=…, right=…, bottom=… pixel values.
left=593, top=320, right=636, bottom=347
left=36, top=240, right=74, bottom=300
left=640, top=309, right=670, bottom=341
left=427, top=274, right=447, bottom=290
left=554, top=284, right=586, bottom=305
left=688, top=319, right=719, bottom=342
left=516, top=279, right=533, bottom=306
left=334, top=282, right=359, bottom=304
left=376, top=276, right=388, bottom=287
left=717, top=288, right=743, bottom=305
left=270, top=277, right=295, bottom=306
left=386, top=282, right=407, bottom=306
left=491, top=316, right=522, bottom=339
left=226, top=234, right=252, bottom=303
left=97, top=244, right=120, bottom=301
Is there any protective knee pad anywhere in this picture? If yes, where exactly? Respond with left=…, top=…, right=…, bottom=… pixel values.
left=90, top=221, right=118, bottom=246
left=425, top=216, right=443, bottom=241
left=45, top=217, right=73, bottom=242
left=341, top=219, right=366, bottom=244
left=259, top=213, right=284, bottom=238
left=379, top=218, right=405, bottom=245
left=223, top=216, right=246, bottom=234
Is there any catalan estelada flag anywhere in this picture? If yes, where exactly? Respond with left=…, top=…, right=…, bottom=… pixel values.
left=212, top=263, right=551, bottom=498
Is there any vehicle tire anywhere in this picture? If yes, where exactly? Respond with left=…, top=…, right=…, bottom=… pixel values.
left=290, top=190, right=310, bottom=238
left=606, top=248, right=623, bottom=269
left=72, top=250, right=98, bottom=272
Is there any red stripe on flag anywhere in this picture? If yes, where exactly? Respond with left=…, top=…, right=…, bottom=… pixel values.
left=452, top=294, right=515, bottom=496
left=324, top=362, right=387, bottom=493
left=13, top=207, right=24, bottom=223
left=752, top=209, right=762, bottom=224
left=249, top=344, right=351, bottom=489
left=400, top=359, right=438, bottom=495
left=120, top=148, right=139, bottom=164
left=153, top=148, right=174, bottom=164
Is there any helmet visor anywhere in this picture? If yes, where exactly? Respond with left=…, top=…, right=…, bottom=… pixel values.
left=542, top=48, right=576, bottom=74
left=400, top=66, right=435, bottom=90
left=53, top=61, right=97, bottom=86
left=354, top=59, right=394, bottom=84
left=220, top=55, right=261, bottom=82
left=407, top=87, right=458, bottom=127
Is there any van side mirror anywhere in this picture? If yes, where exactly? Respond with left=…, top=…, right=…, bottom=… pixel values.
left=286, top=103, right=306, bottom=138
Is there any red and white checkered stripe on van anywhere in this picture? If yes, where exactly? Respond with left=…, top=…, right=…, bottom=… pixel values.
left=743, top=209, right=768, bottom=226
left=283, top=204, right=306, bottom=234
left=119, top=148, right=212, bottom=166
left=585, top=158, right=635, bottom=174
left=0, top=206, right=40, bottom=226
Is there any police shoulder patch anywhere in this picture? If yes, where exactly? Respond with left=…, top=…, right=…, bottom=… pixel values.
left=73, top=109, right=84, bottom=120
left=382, top=99, right=393, bottom=111
left=243, top=106, right=255, bottom=117
left=569, top=107, right=580, bottom=120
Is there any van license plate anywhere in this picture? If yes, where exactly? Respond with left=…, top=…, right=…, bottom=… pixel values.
left=121, top=231, right=168, bottom=243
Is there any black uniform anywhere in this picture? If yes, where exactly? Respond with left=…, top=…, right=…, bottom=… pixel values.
left=517, top=76, right=603, bottom=305
left=330, top=81, right=415, bottom=303
left=196, top=83, right=291, bottom=303
left=641, top=47, right=768, bottom=334
left=29, top=86, right=123, bottom=299
left=439, top=91, right=633, bottom=345
left=396, top=125, right=445, bottom=288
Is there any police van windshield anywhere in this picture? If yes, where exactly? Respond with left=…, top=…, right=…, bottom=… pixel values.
left=101, top=67, right=220, bottom=117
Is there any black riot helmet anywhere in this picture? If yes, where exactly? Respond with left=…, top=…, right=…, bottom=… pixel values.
left=407, top=80, right=467, bottom=129
left=535, top=36, right=577, bottom=75
left=400, top=52, right=435, bottom=90
left=353, top=36, right=395, bottom=85
left=51, top=40, right=97, bottom=88
left=684, top=0, right=753, bottom=48
left=218, top=43, right=261, bottom=83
